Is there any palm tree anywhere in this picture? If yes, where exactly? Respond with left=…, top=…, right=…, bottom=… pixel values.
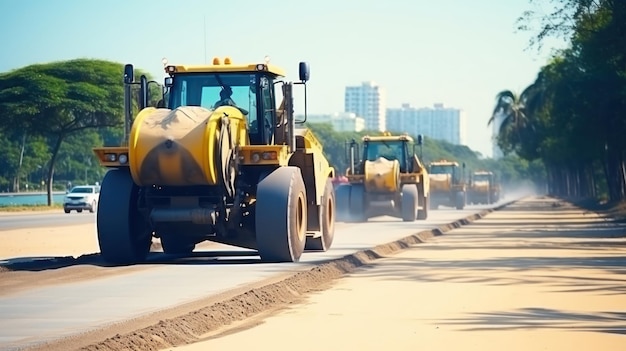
left=488, top=90, right=528, bottom=134
left=488, top=90, right=529, bottom=157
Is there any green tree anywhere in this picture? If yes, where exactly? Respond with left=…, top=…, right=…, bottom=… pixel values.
left=0, top=59, right=156, bottom=204
left=515, top=0, right=626, bottom=201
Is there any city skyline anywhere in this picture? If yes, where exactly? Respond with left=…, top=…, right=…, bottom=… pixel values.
left=0, top=0, right=568, bottom=158
left=387, top=102, right=466, bottom=147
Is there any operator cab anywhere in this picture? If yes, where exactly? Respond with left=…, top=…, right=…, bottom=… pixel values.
left=429, top=164, right=462, bottom=183
left=165, top=69, right=278, bottom=145
left=155, top=57, right=310, bottom=147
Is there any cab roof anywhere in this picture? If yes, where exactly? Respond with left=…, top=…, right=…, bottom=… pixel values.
left=363, top=132, right=413, bottom=142
left=165, top=57, right=286, bottom=77
left=429, top=160, right=459, bottom=166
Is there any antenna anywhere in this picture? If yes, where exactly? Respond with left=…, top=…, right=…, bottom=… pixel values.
left=203, top=15, right=207, bottom=64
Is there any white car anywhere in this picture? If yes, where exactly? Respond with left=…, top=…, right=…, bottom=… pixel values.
left=63, top=185, right=101, bottom=213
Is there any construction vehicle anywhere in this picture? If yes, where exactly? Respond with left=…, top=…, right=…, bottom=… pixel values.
left=335, top=132, right=429, bottom=222
left=428, top=160, right=467, bottom=210
left=468, top=170, right=500, bottom=204
left=92, top=57, right=336, bottom=264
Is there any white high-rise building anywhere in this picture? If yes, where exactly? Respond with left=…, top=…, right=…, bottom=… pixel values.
left=302, top=112, right=365, bottom=132
left=386, top=103, right=466, bottom=145
left=344, top=81, right=386, bottom=132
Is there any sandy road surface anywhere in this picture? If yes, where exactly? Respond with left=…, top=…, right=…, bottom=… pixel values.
left=163, top=197, right=626, bottom=351
left=0, top=222, right=99, bottom=260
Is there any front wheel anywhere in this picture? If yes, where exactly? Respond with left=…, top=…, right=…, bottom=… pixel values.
left=255, top=167, right=308, bottom=262
left=97, top=168, right=152, bottom=264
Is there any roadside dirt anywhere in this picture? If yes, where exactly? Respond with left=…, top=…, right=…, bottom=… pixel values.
left=4, top=196, right=622, bottom=351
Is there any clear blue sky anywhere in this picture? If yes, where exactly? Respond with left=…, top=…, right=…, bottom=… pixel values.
left=1, top=0, right=566, bottom=158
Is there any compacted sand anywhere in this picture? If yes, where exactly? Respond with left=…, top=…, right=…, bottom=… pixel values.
left=2, top=197, right=625, bottom=351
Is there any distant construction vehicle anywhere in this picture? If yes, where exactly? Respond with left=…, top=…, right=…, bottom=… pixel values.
left=92, top=57, right=336, bottom=264
left=336, top=132, right=429, bottom=222
left=428, top=159, right=467, bottom=210
left=468, top=170, right=501, bottom=205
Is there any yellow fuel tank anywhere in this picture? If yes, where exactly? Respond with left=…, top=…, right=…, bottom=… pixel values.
left=128, top=106, right=248, bottom=186
left=429, top=173, right=452, bottom=191
left=364, top=157, right=400, bottom=193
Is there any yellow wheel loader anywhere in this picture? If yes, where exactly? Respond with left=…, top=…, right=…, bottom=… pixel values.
left=428, top=160, right=467, bottom=210
left=335, top=133, right=429, bottom=222
left=468, top=170, right=500, bottom=204
left=92, top=57, right=336, bottom=264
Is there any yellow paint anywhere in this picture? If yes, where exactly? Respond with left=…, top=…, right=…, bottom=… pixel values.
left=127, top=106, right=248, bottom=186
left=165, top=61, right=286, bottom=77
left=364, top=158, right=400, bottom=193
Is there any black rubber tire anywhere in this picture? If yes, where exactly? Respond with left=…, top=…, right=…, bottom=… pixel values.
left=335, top=184, right=351, bottom=222
left=64, top=209, right=70, bottom=214
left=417, top=195, right=429, bottom=220
left=455, top=191, right=466, bottom=210
left=256, top=167, right=307, bottom=262
left=77, top=209, right=83, bottom=213
left=160, top=235, right=196, bottom=255
left=401, top=184, right=418, bottom=222
left=348, top=184, right=367, bottom=222
left=97, top=168, right=152, bottom=264
left=305, top=178, right=335, bottom=251
left=89, top=200, right=96, bottom=213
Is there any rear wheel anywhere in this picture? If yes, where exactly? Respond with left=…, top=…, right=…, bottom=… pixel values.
left=417, top=194, right=429, bottom=220
left=64, top=209, right=70, bottom=214
left=401, top=184, right=418, bottom=222
left=306, top=178, right=335, bottom=251
left=89, top=200, right=96, bottom=213
left=256, top=167, right=307, bottom=262
left=97, top=168, right=152, bottom=264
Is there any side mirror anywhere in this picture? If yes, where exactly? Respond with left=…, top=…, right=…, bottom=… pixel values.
left=299, top=62, right=310, bottom=82
left=124, top=64, right=134, bottom=84
left=164, top=77, right=173, bottom=87
left=417, top=134, right=423, bottom=145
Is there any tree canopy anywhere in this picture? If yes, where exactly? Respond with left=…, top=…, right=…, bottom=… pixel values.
left=0, top=59, right=156, bottom=204
left=495, top=0, right=626, bottom=201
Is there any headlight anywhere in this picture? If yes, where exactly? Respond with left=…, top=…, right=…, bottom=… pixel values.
left=118, top=153, right=128, bottom=164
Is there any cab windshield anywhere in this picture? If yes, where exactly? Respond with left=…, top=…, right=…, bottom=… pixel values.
left=430, top=165, right=457, bottom=175
left=473, top=174, right=491, bottom=182
left=168, top=73, right=257, bottom=115
left=363, top=140, right=407, bottom=170
left=430, top=164, right=462, bottom=182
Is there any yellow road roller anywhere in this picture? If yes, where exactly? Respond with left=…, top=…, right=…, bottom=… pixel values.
left=93, top=57, right=336, bottom=264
